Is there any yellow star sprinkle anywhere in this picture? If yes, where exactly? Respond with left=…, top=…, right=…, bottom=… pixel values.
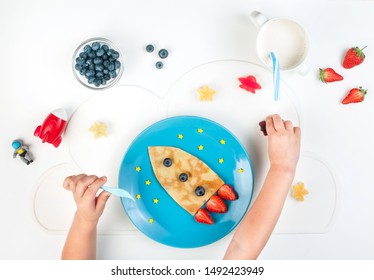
left=178, top=134, right=184, bottom=139
left=89, top=121, right=109, bottom=138
left=220, top=139, right=226, bottom=145
left=238, top=168, right=244, bottom=173
left=136, top=194, right=141, bottom=200
left=198, top=145, right=204, bottom=151
left=197, top=85, right=216, bottom=101
left=292, top=182, right=309, bottom=201
left=149, top=218, right=154, bottom=224
left=145, top=180, right=151, bottom=186
left=135, top=166, right=141, bottom=172
left=218, top=158, right=224, bottom=164
left=197, top=128, right=204, bottom=133
left=153, top=198, right=159, bottom=204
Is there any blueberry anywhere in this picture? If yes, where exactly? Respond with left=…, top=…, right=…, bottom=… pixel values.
left=75, top=63, right=82, bottom=71
left=158, top=49, right=168, bottom=59
left=88, top=51, right=96, bottom=59
left=96, top=72, right=104, bottom=78
left=95, top=64, right=104, bottom=72
left=76, top=57, right=85, bottom=65
left=83, top=45, right=92, bottom=53
left=86, top=59, right=93, bottom=65
left=146, top=44, right=154, bottom=53
left=102, top=54, right=108, bottom=60
left=115, top=60, right=121, bottom=70
left=96, top=48, right=105, bottom=57
left=103, top=69, right=109, bottom=74
left=101, top=79, right=107, bottom=85
left=109, top=71, right=117, bottom=79
left=195, top=186, right=205, bottom=196
left=163, top=158, right=172, bottom=167
left=108, top=63, right=115, bottom=71
left=88, top=76, right=95, bottom=84
left=104, top=74, right=111, bottom=81
left=79, top=52, right=87, bottom=59
left=79, top=68, right=86, bottom=75
left=103, top=60, right=110, bottom=68
left=92, top=42, right=100, bottom=51
left=179, top=173, right=188, bottom=182
left=93, top=57, right=103, bottom=64
left=111, top=51, right=120, bottom=59
left=85, top=70, right=95, bottom=78
left=94, top=78, right=101, bottom=87
left=102, top=44, right=109, bottom=51
left=155, top=61, right=163, bottom=69
left=107, top=49, right=114, bottom=56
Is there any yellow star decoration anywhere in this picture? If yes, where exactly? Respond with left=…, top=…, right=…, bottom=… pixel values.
left=145, top=180, right=151, bottom=186
left=136, top=194, right=141, bottom=200
left=197, top=85, right=216, bottom=101
left=218, top=158, right=224, bottom=164
left=153, top=198, right=159, bottom=204
left=197, top=128, right=204, bottom=133
left=89, top=121, right=109, bottom=138
left=135, top=166, right=141, bottom=172
left=198, top=145, right=204, bottom=151
left=238, top=168, right=244, bottom=173
left=292, top=182, right=309, bottom=201
left=149, top=218, right=154, bottom=224
left=220, top=139, right=226, bottom=145
left=178, top=134, right=184, bottom=139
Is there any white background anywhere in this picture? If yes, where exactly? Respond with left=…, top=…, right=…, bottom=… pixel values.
left=1, top=0, right=374, bottom=260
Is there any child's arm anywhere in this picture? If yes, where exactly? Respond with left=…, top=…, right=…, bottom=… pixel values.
left=61, top=174, right=111, bottom=260
left=224, top=114, right=301, bottom=260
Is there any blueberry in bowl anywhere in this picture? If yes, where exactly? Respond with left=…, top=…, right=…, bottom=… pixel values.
left=73, top=38, right=124, bottom=90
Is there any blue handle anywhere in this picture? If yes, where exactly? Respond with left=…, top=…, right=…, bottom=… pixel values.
left=101, top=186, right=134, bottom=200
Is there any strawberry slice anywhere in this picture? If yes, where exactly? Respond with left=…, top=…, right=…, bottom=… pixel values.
left=218, top=184, right=237, bottom=201
left=342, top=87, right=367, bottom=104
left=238, top=75, right=262, bottom=93
left=194, top=208, right=214, bottom=224
left=206, top=195, right=227, bottom=213
left=319, top=68, right=344, bottom=83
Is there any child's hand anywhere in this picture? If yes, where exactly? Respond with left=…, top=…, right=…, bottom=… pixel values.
left=266, top=114, right=301, bottom=174
left=63, top=174, right=111, bottom=225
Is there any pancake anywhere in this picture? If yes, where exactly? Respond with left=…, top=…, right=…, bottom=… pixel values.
left=148, top=146, right=224, bottom=215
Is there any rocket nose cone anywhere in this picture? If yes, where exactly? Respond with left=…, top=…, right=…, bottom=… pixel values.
left=51, top=108, right=68, bottom=120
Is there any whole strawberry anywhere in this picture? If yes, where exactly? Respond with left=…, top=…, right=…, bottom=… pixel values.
left=342, top=87, right=367, bottom=104
left=343, top=46, right=367, bottom=69
left=319, top=68, right=344, bottom=83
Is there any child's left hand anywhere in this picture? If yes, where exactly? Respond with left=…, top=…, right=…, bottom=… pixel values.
left=63, top=174, right=111, bottom=225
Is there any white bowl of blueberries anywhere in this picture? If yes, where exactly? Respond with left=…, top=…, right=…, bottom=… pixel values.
left=73, top=38, right=123, bottom=90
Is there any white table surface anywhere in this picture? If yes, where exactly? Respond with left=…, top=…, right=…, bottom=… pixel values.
left=1, top=0, right=374, bottom=260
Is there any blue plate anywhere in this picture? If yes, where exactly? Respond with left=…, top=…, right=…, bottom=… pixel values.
left=119, top=116, right=254, bottom=248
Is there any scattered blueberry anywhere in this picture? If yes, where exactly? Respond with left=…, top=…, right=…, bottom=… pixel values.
left=158, top=49, right=168, bottom=59
left=163, top=158, right=172, bottom=167
left=195, top=186, right=205, bottom=196
left=179, top=173, right=188, bottom=182
left=155, top=61, right=163, bottom=69
left=74, top=40, right=122, bottom=88
left=146, top=44, right=154, bottom=53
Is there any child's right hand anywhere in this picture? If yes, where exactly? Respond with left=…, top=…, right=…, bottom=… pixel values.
left=266, top=114, right=301, bottom=175
left=63, top=174, right=111, bottom=225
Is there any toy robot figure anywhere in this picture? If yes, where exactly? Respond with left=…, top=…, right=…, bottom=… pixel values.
left=12, top=140, right=34, bottom=165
